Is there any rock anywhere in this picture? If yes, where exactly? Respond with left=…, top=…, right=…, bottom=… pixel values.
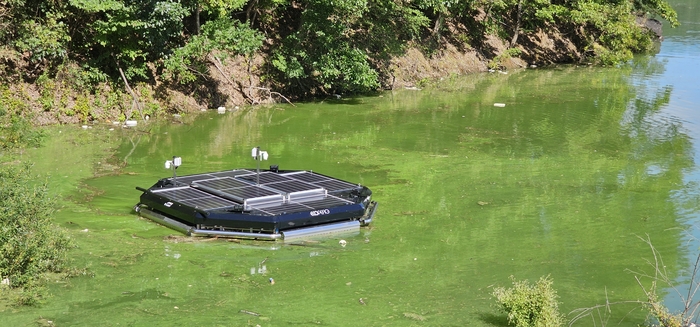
left=637, top=16, right=663, bottom=40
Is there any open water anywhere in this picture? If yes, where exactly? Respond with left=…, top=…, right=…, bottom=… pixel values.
left=4, top=1, right=700, bottom=325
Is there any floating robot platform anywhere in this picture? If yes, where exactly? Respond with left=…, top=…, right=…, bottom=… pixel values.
left=134, top=153, right=377, bottom=241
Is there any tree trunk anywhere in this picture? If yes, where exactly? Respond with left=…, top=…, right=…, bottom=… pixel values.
left=432, top=11, right=443, bottom=42
left=510, top=0, right=522, bottom=47
left=196, top=4, right=201, bottom=34
left=246, top=0, right=260, bottom=24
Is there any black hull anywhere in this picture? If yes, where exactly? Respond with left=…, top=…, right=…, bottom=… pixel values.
left=135, top=168, right=377, bottom=240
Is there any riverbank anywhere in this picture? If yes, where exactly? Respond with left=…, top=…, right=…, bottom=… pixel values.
left=1, top=18, right=662, bottom=128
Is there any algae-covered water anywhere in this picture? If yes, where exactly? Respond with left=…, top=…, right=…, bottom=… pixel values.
left=4, top=2, right=700, bottom=325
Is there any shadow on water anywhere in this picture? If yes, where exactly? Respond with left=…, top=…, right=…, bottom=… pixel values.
left=70, top=288, right=177, bottom=312
left=478, top=312, right=510, bottom=326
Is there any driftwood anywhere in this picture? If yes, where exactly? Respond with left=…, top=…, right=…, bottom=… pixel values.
left=239, top=309, right=260, bottom=316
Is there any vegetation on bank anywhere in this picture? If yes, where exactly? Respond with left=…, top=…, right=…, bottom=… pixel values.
left=0, top=0, right=679, bottom=124
left=0, top=98, right=72, bottom=305
left=495, top=238, right=700, bottom=327
left=493, top=275, right=565, bottom=327
left=0, top=163, right=73, bottom=305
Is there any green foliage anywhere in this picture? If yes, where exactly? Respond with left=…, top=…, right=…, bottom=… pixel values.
left=633, top=0, right=679, bottom=27
left=271, top=0, right=430, bottom=95
left=13, top=12, right=71, bottom=64
left=57, top=64, right=110, bottom=94
left=196, top=0, right=248, bottom=18
left=0, top=0, right=682, bottom=96
left=489, top=47, right=523, bottom=70
left=493, top=275, right=565, bottom=327
left=163, top=20, right=264, bottom=84
left=76, top=0, right=189, bottom=81
left=74, top=93, right=93, bottom=123
left=0, top=163, right=72, bottom=301
left=0, top=88, right=45, bottom=149
left=571, top=0, right=654, bottom=65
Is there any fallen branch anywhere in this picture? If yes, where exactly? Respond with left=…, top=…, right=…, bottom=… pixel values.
left=208, top=54, right=294, bottom=106
left=113, top=54, right=144, bottom=121
left=247, top=86, right=295, bottom=106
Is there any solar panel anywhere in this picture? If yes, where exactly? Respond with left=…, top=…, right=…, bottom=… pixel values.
left=193, top=177, right=251, bottom=189
left=247, top=195, right=353, bottom=215
left=249, top=202, right=313, bottom=215
left=281, top=171, right=330, bottom=183
left=265, top=180, right=324, bottom=194
left=236, top=172, right=294, bottom=184
left=312, top=179, right=357, bottom=192
left=219, top=185, right=281, bottom=200
left=180, top=196, right=238, bottom=210
left=152, top=187, right=239, bottom=210
left=151, top=169, right=361, bottom=216
left=152, top=187, right=211, bottom=201
left=210, top=169, right=254, bottom=178
left=171, top=174, right=218, bottom=185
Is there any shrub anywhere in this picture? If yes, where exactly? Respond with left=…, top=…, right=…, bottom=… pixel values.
left=493, top=275, right=565, bottom=327
left=0, top=163, right=72, bottom=303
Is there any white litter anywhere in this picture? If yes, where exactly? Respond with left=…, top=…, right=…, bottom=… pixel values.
left=125, top=120, right=138, bottom=127
left=494, top=103, right=506, bottom=107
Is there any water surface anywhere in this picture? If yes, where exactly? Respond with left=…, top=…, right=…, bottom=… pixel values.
left=5, top=2, right=700, bottom=325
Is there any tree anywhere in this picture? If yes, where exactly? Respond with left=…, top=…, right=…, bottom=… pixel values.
left=163, top=19, right=265, bottom=84
left=271, top=0, right=429, bottom=95
left=71, top=0, right=189, bottom=80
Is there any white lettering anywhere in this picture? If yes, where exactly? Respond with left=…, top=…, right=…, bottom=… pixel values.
left=310, top=209, right=331, bottom=216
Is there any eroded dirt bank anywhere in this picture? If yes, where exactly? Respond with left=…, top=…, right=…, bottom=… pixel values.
left=13, top=23, right=658, bottom=126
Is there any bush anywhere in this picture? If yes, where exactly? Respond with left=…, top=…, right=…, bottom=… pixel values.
left=0, top=87, right=45, bottom=149
left=0, top=163, right=72, bottom=302
left=493, top=275, right=565, bottom=327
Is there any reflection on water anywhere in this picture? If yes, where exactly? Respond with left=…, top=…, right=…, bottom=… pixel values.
left=6, top=1, right=700, bottom=325
left=626, top=0, right=700, bottom=317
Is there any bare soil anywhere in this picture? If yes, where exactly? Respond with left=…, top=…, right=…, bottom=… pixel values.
left=12, top=31, right=581, bottom=126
